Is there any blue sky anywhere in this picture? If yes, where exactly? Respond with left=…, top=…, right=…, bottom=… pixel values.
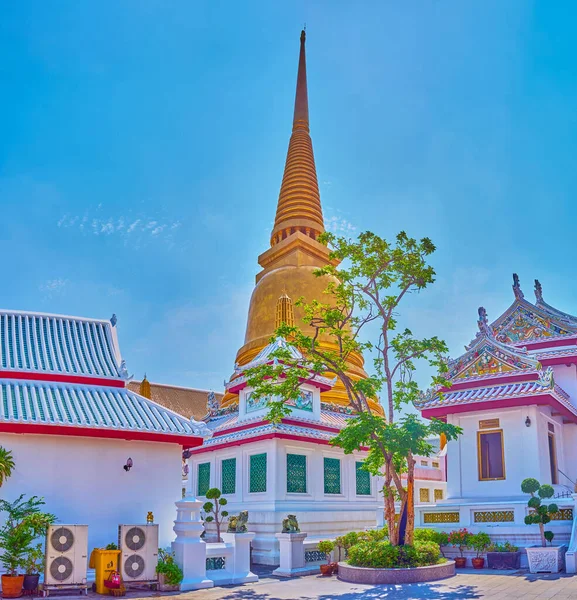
left=1, top=1, right=577, bottom=393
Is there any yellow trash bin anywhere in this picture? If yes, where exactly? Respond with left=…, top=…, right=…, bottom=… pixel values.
left=89, top=549, right=121, bottom=595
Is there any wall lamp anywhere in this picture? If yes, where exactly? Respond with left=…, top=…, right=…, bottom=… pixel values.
left=124, top=457, right=133, bottom=472
left=525, top=416, right=531, bottom=428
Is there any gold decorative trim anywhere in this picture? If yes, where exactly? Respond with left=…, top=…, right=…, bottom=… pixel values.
left=423, top=512, right=460, bottom=524
left=474, top=510, right=514, bottom=523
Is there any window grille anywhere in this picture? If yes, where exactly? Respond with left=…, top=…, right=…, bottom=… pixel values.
left=287, top=454, right=307, bottom=494
left=221, top=458, right=236, bottom=495
left=250, top=453, right=267, bottom=493
left=324, top=457, right=341, bottom=495
left=355, top=461, right=371, bottom=495
left=197, top=463, right=210, bottom=496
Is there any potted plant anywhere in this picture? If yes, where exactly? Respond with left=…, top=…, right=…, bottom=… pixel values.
left=156, top=549, right=183, bottom=592
left=22, top=543, right=44, bottom=592
left=0, top=495, right=56, bottom=599
left=522, top=478, right=565, bottom=573
left=448, top=528, right=470, bottom=568
left=469, top=532, right=491, bottom=569
left=202, top=488, right=229, bottom=542
left=486, top=542, right=521, bottom=570
left=317, top=540, right=335, bottom=576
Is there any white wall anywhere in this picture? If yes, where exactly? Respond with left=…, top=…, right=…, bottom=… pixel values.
left=446, top=406, right=550, bottom=499
left=0, top=432, right=182, bottom=550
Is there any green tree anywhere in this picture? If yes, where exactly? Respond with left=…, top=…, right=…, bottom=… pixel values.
left=202, top=488, right=229, bottom=542
left=246, top=231, right=461, bottom=546
left=0, top=446, right=15, bottom=487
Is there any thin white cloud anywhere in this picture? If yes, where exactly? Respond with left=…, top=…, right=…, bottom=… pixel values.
left=39, top=278, right=69, bottom=299
left=325, top=214, right=357, bottom=234
left=57, top=209, right=182, bottom=249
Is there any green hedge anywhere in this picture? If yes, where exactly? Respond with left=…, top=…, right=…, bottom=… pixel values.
left=347, top=540, right=441, bottom=569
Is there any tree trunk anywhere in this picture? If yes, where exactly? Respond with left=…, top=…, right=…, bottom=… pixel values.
left=405, top=452, right=416, bottom=546
left=384, top=462, right=398, bottom=546
left=539, top=522, right=546, bottom=547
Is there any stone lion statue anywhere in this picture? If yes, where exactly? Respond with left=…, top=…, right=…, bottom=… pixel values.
left=227, top=510, right=249, bottom=533
left=282, top=514, right=300, bottom=533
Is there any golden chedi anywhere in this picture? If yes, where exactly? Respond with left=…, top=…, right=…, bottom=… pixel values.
left=222, top=31, right=381, bottom=414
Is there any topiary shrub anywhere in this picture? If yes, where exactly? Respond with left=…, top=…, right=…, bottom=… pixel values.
left=347, top=540, right=441, bottom=569
left=414, top=529, right=448, bottom=546
left=414, top=541, right=441, bottom=566
left=521, top=478, right=558, bottom=547
left=317, top=540, right=335, bottom=565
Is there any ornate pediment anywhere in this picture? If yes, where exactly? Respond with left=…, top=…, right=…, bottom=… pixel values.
left=490, top=275, right=577, bottom=344
left=492, top=304, right=575, bottom=344
left=447, top=307, right=540, bottom=381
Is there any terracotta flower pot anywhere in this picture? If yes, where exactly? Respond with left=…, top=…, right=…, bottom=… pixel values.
left=454, top=557, right=467, bottom=569
left=320, top=564, right=333, bottom=576
left=471, top=557, right=485, bottom=569
left=2, top=574, right=25, bottom=598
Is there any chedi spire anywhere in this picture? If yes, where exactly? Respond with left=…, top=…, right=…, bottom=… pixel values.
left=271, top=30, right=324, bottom=247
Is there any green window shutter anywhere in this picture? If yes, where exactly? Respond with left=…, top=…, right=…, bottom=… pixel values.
left=356, top=461, right=371, bottom=496
left=197, top=462, right=210, bottom=496
left=250, top=453, right=267, bottom=493
left=324, top=457, right=341, bottom=494
left=221, top=458, right=236, bottom=495
left=287, top=454, right=307, bottom=494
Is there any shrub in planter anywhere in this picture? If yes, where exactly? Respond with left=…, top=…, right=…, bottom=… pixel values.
left=469, top=532, right=491, bottom=569
left=414, top=529, right=449, bottom=557
left=521, top=478, right=558, bottom=547
left=448, top=529, right=470, bottom=568
left=347, top=541, right=441, bottom=569
left=486, top=542, right=521, bottom=570
left=317, top=541, right=335, bottom=576
left=202, top=488, right=229, bottom=543
left=22, top=543, right=44, bottom=591
left=156, top=549, right=183, bottom=591
left=414, top=541, right=441, bottom=567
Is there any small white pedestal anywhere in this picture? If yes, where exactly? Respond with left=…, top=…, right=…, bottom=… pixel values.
left=273, top=532, right=317, bottom=577
left=221, top=532, right=259, bottom=584
left=171, top=495, right=213, bottom=591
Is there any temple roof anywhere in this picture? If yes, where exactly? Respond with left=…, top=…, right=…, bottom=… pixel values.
left=225, top=336, right=336, bottom=394
left=127, top=380, right=221, bottom=420
left=191, top=407, right=356, bottom=453
left=446, top=307, right=540, bottom=382
left=490, top=275, right=577, bottom=345
left=415, top=367, right=577, bottom=419
left=0, top=379, right=206, bottom=438
left=0, top=309, right=207, bottom=447
left=0, top=309, right=122, bottom=380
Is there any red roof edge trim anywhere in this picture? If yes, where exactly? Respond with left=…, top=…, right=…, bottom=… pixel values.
left=540, top=356, right=577, bottom=368
left=421, top=394, right=577, bottom=424
left=0, top=371, right=125, bottom=388
left=512, top=336, right=577, bottom=351
left=0, top=423, right=203, bottom=449
left=189, top=432, right=368, bottom=455
left=212, top=417, right=341, bottom=438
left=443, top=372, right=538, bottom=393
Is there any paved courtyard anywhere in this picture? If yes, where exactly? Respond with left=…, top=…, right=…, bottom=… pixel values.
left=124, top=569, right=577, bottom=600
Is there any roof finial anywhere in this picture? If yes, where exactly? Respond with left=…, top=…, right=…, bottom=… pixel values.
left=535, top=279, right=543, bottom=303
left=110, top=313, right=117, bottom=327
left=512, top=273, right=524, bottom=300
left=139, top=374, right=151, bottom=399
left=477, top=306, right=491, bottom=335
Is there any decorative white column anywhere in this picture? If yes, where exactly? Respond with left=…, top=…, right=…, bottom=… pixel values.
left=221, top=532, right=258, bottom=584
left=171, top=495, right=214, bottom=591
left=564, top=493, right=577, bottom=574
left=272, top=532, right=313, bottom=577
